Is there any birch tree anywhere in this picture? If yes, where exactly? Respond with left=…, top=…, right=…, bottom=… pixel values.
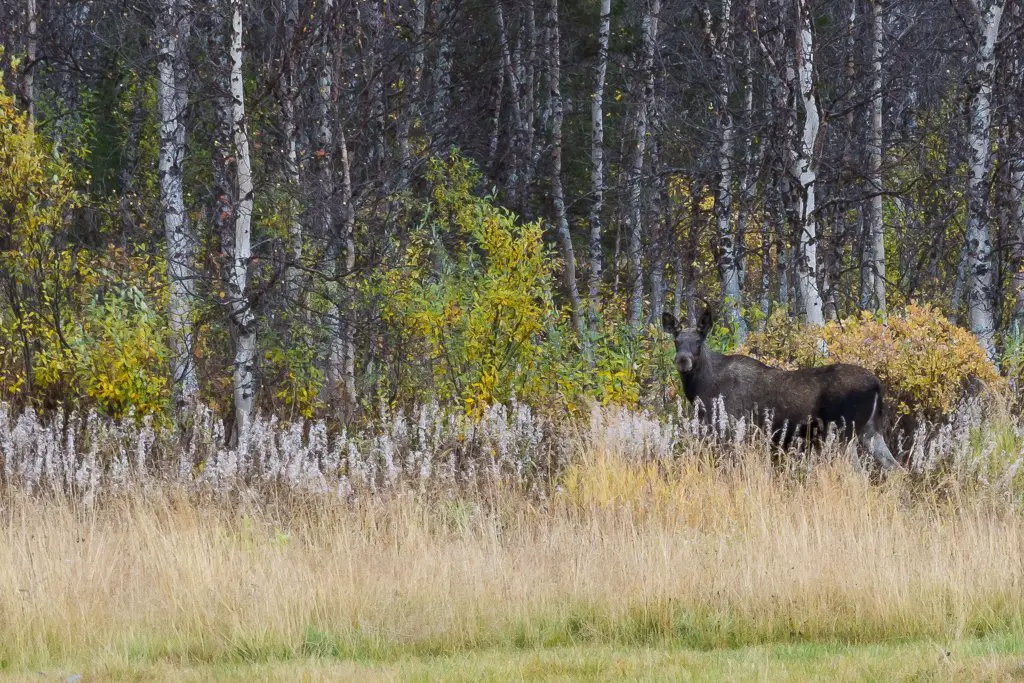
left=24, top=0, right=37, bottom=121
left=793, top=0, right=825, bottom=326
left=548, top=0, right=585, bottom=343
left=157, top=0, right=199, bottom=408
left=224, top=0, right=257, bottom=441
left=705, top=0, right=746, bottom=340
left=626, top=0, right=660, bottom=328
left=865, top=0, right=886, bottom=313
left=965, top=0, right=1005, bottom=359
left=278, top=0, right=302, bottom=302
left=587, top=0, right=612, bottom=320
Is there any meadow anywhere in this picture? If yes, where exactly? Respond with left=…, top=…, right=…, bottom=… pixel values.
left=2, top=401, right=1024, bottom=680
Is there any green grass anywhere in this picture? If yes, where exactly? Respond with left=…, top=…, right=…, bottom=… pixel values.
left=8, top=636, right=1024, bottom=681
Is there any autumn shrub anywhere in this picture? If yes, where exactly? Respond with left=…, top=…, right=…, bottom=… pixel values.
left=370, top=151, right=679, bottom=415
left=742, top=304, right=1002, bottom=420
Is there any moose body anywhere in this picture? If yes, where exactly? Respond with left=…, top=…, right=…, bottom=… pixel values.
left=663, top=308, right=899, bottom=470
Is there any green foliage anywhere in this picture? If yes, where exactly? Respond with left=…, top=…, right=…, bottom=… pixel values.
left=743, top=304, right=1003, bottom=419
left=373, top=152, right=558, bottom=412
left=370, top=151, right=678, bottom=414
left=26, top=250, right=171, bottom=419
left=0, top=76, right=170, bottom=419
left=261, top=316, right=326, bottom=420
left=0, top=72, right=82, bottom=404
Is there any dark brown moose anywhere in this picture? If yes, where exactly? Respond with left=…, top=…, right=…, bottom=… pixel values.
left=662, top=307, right=900, bottom=470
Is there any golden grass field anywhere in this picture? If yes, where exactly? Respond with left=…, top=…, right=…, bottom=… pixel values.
left=3, top=427, right=1024, bottom=680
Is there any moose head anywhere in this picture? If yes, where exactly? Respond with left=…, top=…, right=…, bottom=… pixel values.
left=662, top=307, right=713, bottom=375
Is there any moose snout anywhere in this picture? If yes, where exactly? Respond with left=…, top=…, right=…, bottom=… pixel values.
left=675, top=353, right=693, bottom=373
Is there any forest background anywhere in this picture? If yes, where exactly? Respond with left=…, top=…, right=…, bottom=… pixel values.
left=1, top=0, right=1022, bottom=436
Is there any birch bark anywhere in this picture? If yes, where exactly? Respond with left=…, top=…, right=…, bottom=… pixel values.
left=866, top=0, right=886, bottom=313
left=587, top=0, right=612, bottom=319
left=793, top=0, right=825, bottom=326
left=965, top=0, right=1005, bottom=359
left=157, top=0, right=199, bottom=408
left=227, top=0, right=257, bottom=440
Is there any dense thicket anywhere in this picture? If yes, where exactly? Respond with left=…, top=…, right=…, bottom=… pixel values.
left=1, top=0, right=1022, bottom=432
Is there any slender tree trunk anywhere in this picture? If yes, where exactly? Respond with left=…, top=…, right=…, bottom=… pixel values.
left=777, top=200, right=790, bottom=310
left=487, top=53, right=505, bottom=171
left=649, top=250, right=666, bottom=326
left=315, top=0, right=355, bottom=413
left=24, top=0, right=37, bottom=122
left=626, top=0, right=660, bottom=328
left=339, top=128, right=357, bottom=414
left=119, top=84, right=147, bottom=240
left=1011, top=118, right=1024, bottom=330
left=364, top=1, right=387, bottom=172
left=760, top=219, right=772, bottom=319
left=157, top=0, right=199, bottom=409
left=734, top=6, right=759, bottom=332
left=587, top=0, right=612, bottom=321
left=430, top=0, right=453, bottom=143
left=866, top=0, right=886, bottom=314
left=520, top=0, right=539, bottom=213
left=706, top=0, right=746, bottom=340
left=793, top=0, right=825, bottom=326
left=227, top=0, right=257, bottom=442
left=280, top=0, right=302, bottom=302
left=673, top=254, right=684, bottom=322
left=496, top=1, right=526, bottom=207
left=1011, top=168, right=1024, bottom=330
left=548, top=0, right=586, bottom=344
left=965, top=0, right=1005, bottom=359
left=397, top=0, right=427, bottom=189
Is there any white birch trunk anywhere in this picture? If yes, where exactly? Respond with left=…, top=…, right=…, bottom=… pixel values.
left=339, top=128, right=356, bottom=412
left=587, top=0, right=612, bottom=319
left=707, top=1, right=745, bottom=340
left=866, top=0, right=886, bottom=313
left=24, top=0, right=36, bottom=122
left=227, top=0, right=257, bottom=441
left=157, top=0, right=199, bottom=408
left=793, top=0, right=824, bottom=326
left=280, top=0, right=302, bottom=302
left=626, top=0, right=660, bottom=328
left=965, top=0, right=1005, bottom=359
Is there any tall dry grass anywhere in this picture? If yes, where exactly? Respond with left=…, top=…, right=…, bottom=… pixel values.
left=2, top=408, right=1024, bottom=671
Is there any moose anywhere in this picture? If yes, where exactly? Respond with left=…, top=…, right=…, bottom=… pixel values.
left=662, top=306, right=900, bottom=470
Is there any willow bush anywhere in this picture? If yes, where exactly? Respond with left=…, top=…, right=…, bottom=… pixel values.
left=742, top=304, right=1002, bottom=421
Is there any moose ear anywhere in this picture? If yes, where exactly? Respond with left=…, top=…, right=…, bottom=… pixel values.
left=662, top=312, right=678, bottom=336
left=697, top=306, right=714, bottom=339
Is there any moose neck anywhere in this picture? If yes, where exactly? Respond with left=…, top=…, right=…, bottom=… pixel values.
left=681, top=347, right=719, bottom=404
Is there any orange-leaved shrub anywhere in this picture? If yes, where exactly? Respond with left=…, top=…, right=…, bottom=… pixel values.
left=742, top=303, right=1002, bottom=420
